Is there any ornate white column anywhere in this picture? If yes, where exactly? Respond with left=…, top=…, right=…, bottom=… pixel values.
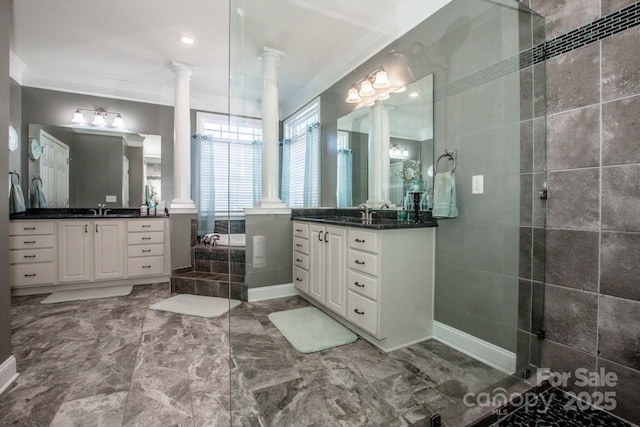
left=367, top=100, right=391, bottom=207
left=170, top=61, right=196, bottom=212
left=257, top=47, right=286, bottom=209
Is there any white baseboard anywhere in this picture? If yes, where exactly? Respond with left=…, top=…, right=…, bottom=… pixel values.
left=11, top=276, right=170, bottom=296
left=0, top=356, right=19, bottom=396
left=433, top=321, right=516, bottom=375
left=248, top=283, right=299, bottom=302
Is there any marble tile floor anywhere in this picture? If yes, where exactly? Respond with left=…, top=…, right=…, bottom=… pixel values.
left=1, top=283, right=510, bottom=426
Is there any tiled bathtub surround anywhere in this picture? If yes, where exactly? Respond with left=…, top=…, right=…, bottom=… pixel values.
left=520, top=0, right=640, bottom=424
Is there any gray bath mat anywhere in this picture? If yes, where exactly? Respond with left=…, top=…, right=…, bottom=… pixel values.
left=149, top=294, right=241, bottom=318
left=41, top=285, right=133, bottom=304
left=268, top=306, right=357, bottom=353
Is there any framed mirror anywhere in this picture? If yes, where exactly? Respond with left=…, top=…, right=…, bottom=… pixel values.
left=337, top=73, right=434, bottom=207
left=26, top=124, right=161, bottom=209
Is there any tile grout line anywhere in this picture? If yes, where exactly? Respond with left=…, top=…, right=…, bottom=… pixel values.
left=594, top=37, right=604, bottom=394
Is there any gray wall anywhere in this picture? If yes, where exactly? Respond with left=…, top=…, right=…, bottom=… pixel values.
left=125, top=146, right=144, bottom=207
left=1, top=0, right=14, bottom=365
left=20, top=87, right=175, bottom=203
left=523, top=0, right=640, bottom=424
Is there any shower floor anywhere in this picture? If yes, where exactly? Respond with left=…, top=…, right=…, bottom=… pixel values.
left=2, top=283, right=517, bottom=426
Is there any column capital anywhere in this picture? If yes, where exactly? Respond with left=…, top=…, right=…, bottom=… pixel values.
left=260, top=47, right=285, bottom=61
left=171, top=61, right=194, bottom=77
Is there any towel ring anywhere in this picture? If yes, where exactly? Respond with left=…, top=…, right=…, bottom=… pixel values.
left=9, top=171, right=20, bottom=185
left=435, top=151, right=457, bottom=174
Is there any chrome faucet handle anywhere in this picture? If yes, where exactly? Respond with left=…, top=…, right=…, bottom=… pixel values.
left=360, top=211, right=367, bottom=221
left=380, top=204, right=390, bottom=209
left=368, top=211, right=376, bottom=222
left=89, top=209, right=98, bottom=216
left=103, top=209, right=111, bottom=216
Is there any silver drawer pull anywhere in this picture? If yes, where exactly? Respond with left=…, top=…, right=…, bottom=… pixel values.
left=141, top=225, right=151, bottom=228
left=354, top=309, right=365, bottom=315
left=23, top=227, right=36, bottom=230
left=24, top=241, right=36, bottom=244
left=354, top=260, right=365, bottom=265
left=354, top=282, right=365, bottom=288
left=142, top=237, right=151, bottom=240
left=296, top=277, right=303, bottom=282
left=296, top=243, right=302, bottom=247
left=24, top=273, right=37, bottom=277
left=142, top=250, right=151, bottom=253
left=24, top=255, right=37, bottom=258
left=355, top=238, right=366, bottom=243
left=142, top=265, right=151, bottom=269
left=296, top=228, right=303, bottom=232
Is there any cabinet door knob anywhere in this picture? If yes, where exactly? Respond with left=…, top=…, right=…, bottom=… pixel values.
left=24, top=241, right=36, bottom=244
left=296, top=243, right=302, bottom=247
left=142, top=237, right=151, bottom=240
left=24, top=273, right=37, bottom=277
left=142, top=225, right=151, bottom=228
left=324, top=232, right=329, bottom=243
left=96, top=224, right=99, bottom=233
left=142, top=249, right=151, bottom=253
left=354, top=308, right=365, bottom=315
left=296, top=258, right=302, bottom=262
left=85, top=224, right=88, bottom=233
left=296, top=277, right=303, bottom=282
left=355, top=238, right=365, bottom=243
left=296, top=228, right=303, bottom=232
left=354, top=260, right=365, bottom=265
left=142, top=265, right=151, bottom=269
left=24, top=255, right=36, bottom=259
left=354, top=282, right=365, bottom=288
left=23, top=227, right=36, bottom=230
left=318, top=231, right=323, bottom=242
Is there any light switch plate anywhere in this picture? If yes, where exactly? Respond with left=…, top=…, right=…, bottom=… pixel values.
left=106, top=195, right=117, bottom=203
left=472, top=175, right=484, bottom=194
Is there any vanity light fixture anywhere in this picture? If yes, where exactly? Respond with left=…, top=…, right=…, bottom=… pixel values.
left=71, top=108, right=126, bottom=128
left=389, top=144, right=410, bottom=159
left=345, top=67, right=395, bottom=104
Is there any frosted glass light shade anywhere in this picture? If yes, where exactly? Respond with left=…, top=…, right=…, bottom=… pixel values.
left=359, top=80, right=375, bottom=97
left=373, top=70, right=391, bottom=89
left=346, top=87, right=361, bottom=103
left=71, top=109, right=85, bottom=124
left=112, top=114, right=125, bottom=128
left=93, top=112, right=106, bottom=126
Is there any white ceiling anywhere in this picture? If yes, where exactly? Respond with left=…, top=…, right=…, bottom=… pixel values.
left=10, top=0, right=450, bottom=118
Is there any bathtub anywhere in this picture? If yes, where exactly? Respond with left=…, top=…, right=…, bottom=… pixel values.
left=203, top=233, right=246, bottom=247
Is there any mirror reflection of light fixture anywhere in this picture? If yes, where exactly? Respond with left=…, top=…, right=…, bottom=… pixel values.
left=358, top=79, right=375, bottom=97
left=389, top=144, right=410, bottom=159
left=71, top=108, right=126, bottom=128
left=372, top=69, right=391, bottom=89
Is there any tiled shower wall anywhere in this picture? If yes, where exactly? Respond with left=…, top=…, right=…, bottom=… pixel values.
left=522, top=0, right=640, bottom=424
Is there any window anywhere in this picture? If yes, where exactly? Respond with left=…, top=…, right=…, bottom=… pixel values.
left=282, top=98, right=320, bottom=207
left=195, top=112, right=262, bottom=215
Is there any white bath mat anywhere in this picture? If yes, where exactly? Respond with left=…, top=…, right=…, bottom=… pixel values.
left=149, top=294, right=242, bottom=318
left=41, top=285, right=133, bottom=304
left=268, top=306, right=358, bottom=353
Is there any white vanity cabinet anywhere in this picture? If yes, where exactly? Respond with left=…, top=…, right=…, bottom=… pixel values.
left=58, top=220, right=125, bottom=282
left=9, top=217, right=170, bottom=295
left=292, top=220, right=435, bottom=352
left=9, top=221, right=56, bottom=287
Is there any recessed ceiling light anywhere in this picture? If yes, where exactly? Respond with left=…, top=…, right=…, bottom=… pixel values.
left=178, top=34, right=195, bottom=45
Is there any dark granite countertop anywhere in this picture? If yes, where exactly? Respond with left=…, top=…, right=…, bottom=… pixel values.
left=291, top=208, right=437, bottom=230
left=10, top=208, right=169, bottom=220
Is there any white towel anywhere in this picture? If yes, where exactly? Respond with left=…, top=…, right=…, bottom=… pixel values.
left=432, top=171, right=458, bottom=219
left=9, top=179, right=26, bottom=214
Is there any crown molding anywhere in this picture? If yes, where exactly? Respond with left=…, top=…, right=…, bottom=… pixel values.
left=9, top=50, right=27, bottom=84
left=19, top=63, right=228, bottom=113
left=281, top=0, right=451, bottom=119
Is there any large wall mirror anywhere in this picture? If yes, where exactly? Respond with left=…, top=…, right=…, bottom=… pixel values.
left=27, top=124, right=161, bottom=209
left=336, top=73, right=434, bottom=207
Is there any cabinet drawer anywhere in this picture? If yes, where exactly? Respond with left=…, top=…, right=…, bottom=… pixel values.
left=347, top=290, right=378, bottom=336
left=127, top=256, right=165, bottom=277
left=9, top=235, right=54, bottom=249
left=127, top=220, right=165, bottom=232
left=348, top=229, right=378, bottom=253
left=293, top=252, right=309, bottom=270
left=348, top=249, right=378, bottom=276
left=347, top=270, right=378, bottom=301
left=293, top=266, right=309, bottom=294
left=10, top=263, right=55, bottom=287
left=10, top=249, right=54, bottom=265
left=127, top=232, right=164, bottom=245
left=128, top=244, right=164, bottom=258
left=293, top=237, right=309, bottom=254
left=293, top=222, right=309, bottom=239
left=9, top=221, right=54, bottom=236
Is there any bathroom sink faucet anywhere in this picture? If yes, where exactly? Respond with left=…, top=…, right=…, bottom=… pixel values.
left=97, top=203, right=106, bottom=216
left=358, top=204, right=369, bottom=222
